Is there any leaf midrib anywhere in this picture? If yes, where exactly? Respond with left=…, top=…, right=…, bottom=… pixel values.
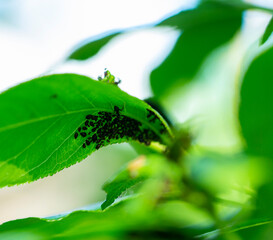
left=0, top=107, right=110, bottom=133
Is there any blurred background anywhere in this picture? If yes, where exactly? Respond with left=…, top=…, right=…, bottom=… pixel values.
left=0, top=0, right=272, bottom=224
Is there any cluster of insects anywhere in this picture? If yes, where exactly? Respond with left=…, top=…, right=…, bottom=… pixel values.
left=74, top=106, right=164, bottom=150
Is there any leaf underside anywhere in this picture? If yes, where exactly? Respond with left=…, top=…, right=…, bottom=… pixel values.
left=0, top=74, right=171, bottom=187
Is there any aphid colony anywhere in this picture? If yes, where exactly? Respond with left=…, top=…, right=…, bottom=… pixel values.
left=74, top=106, right=165, bottom=150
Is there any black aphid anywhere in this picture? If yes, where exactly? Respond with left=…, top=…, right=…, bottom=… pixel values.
left=74, top=132, right=78, bottom=139
left=90, top=116, right=98, bottom=121
left=138, top=136, right=144, bottom=143
left=82, top=126, right=87, bottom=131
left=96, top=144, right=101, bottom=150
left=114, top=79, right=121, bottom=85
left=86, top=115, right=92, bottom=119
left=80, top=132, right=87, bottom=137
left=92, top=134, right=97, bottom=141
left=82, top=143, right=86, bottom=148
left=114, top=106, right=121, bottom=115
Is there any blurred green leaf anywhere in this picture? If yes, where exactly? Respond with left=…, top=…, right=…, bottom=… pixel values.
left=203, top=217, right=273, bottom=239
left=261, top=16, right=273, bottom=45
left=0, top=203, right=126, bottom=240
left=201, top=0, right=273, bottom=13
left=229, top=218, right=273, bottom=240
left=255, top=181, right=273, bottom=219
left=0, top=74, right=171, bottom=187
left=151, top=1, right=242, bottom=98
left=101, top=154, right=165, bottom=210
left=101, top=152, right=180, bottom=210
left=186, top=151, right=251, bottom=195
left=101, top=156, right=148, bottom=210
left=0, top=200, right=210, bottom=240
left=68, top=31, right=121, bottom=61
left=239, top=47, right=273, bottom=159
left=66, top=0, right=273, bottom=64
left=215, top=157, right=273, bottom=239
left=235, top=170, right=273, bottom=239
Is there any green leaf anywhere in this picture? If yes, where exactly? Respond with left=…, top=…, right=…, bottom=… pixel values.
left=0, top=200, right=210, bottom=240
left=261, top=16, right=273, bottom=45
left=0, top=74, right=172, bottom=187
left=227, top=218, right=273, bottom=240
left=66, top=0, right=273, bottom=64
left=102, top=153, right=184, bottom=210
left=101, top=156, right=148, bottom=210
left=201, top=218, right=273, bottom=240
left=200, top=0, right=273, bottom=13
left=151, top=1, right=242, bottom=98
left=235, top=165, right=273, bottom=239
left=239, top=47, right=273, bottom=159
left=68, top=31, right=121, bottom=60
left=0, top=205, right=126, bottom=240
left=238, top=46, right=273, bottom=238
